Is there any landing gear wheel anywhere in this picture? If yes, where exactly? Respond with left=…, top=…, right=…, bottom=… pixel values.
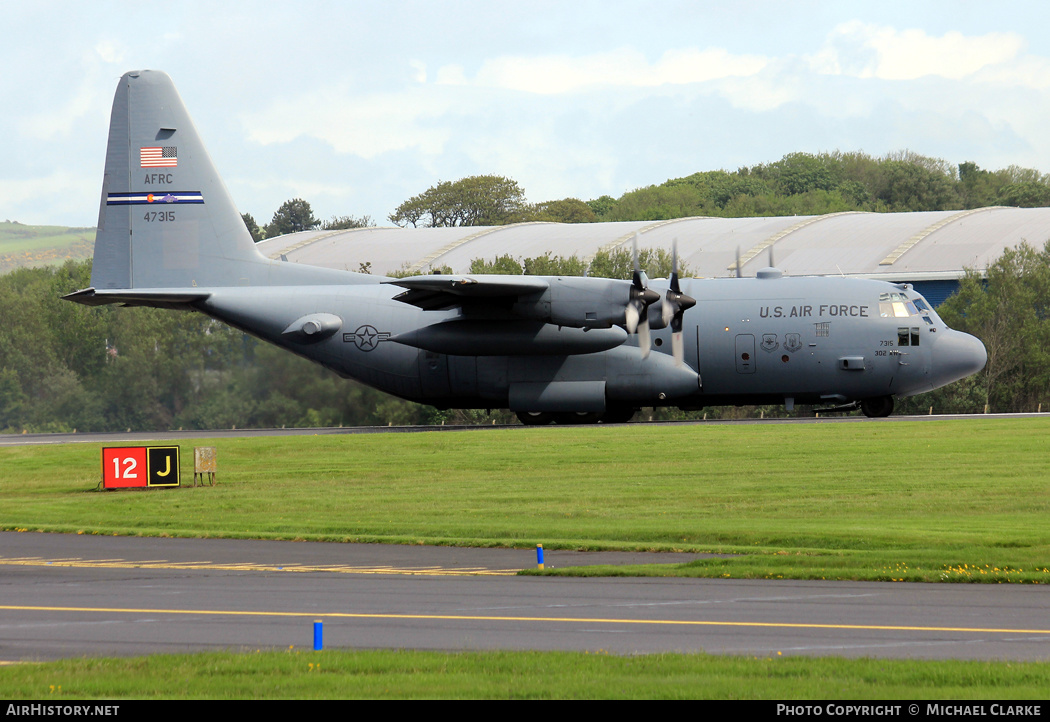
left=516, top=411, right=557, bottom=426
left=600, top=407, right=637, bottom=424
left=860, top=396, right=894, bottom=418
left=554, top=412, right=602, bottom=425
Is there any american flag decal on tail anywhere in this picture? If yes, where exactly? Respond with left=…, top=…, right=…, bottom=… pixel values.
left=140, top=146, right=177, bottom=168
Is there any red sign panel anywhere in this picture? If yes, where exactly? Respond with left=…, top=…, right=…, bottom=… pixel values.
left=102, top=446, right=180, bottom=489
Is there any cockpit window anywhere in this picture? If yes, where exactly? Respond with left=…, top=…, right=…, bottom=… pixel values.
left=880, top=292, right=925, bottom=319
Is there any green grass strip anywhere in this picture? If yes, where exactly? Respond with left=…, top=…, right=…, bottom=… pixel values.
left=2, top=418, right=1048, bottom=582
left=1, top=649, right=1048, bottom=699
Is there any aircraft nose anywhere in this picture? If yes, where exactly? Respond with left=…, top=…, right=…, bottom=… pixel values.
left=932, top=329, right=987, bottom=386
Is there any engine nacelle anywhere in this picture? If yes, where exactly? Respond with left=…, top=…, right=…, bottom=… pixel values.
left=511, top=276, right=635, bottom=329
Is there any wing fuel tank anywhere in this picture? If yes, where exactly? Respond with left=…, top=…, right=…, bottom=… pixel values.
left=390, top=320, right=628, bottom=356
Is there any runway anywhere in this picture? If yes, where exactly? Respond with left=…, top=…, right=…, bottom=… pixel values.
left=1, top=533, right=1047, bottom=662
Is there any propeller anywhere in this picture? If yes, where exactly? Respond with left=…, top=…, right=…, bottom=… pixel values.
left=659, top=239, right=697, bottom=366
left=624, top=234, right=659, bottom=358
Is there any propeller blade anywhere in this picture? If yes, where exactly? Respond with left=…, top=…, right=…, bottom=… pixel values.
left=622, top=233, right=661, bottom=359
left=670, top=239, right=681, bottom=293
left=632, top=233, right=642, bottom=286
left=736, top=246, right=742, bottom=278
left=625, top=302, right=640, bottom=334
left=672, top=330, right=684, bottom=366
left=663, top=237, right=681, bottom=326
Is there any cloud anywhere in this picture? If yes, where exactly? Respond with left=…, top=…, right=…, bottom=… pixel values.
left=0, top=170, right=97, bottom=224
left=448, top=47, right=767, bottom=94
left=815, top=21, right=1025, bottom=80
left=243, top=86, right=454, bottom=159
left=93, top=40, right=124, bottom=64
left=975, top=55, right=1050, bottom=89
left=409, top=60, right=427, bottom=84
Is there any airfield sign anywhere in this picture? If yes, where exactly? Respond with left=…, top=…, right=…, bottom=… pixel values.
left=102, top=446, right=180, bottom=489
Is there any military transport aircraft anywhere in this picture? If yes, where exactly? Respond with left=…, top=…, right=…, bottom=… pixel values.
left=65, top=71, right=988, bottom=424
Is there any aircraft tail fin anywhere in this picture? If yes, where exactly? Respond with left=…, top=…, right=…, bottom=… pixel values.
left=89, top=70, right=279, bottom=292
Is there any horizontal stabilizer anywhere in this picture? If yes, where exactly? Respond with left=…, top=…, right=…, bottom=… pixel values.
left=62, top=287, right=211, bottom=309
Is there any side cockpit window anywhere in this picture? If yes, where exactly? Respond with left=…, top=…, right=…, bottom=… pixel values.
left=897, top=326, right=921, bottom=346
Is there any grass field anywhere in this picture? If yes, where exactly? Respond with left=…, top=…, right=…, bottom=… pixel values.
left=2, top=417, right=1048, bottom=583
left=0, top=221, right=94, bottom=272
left=2, top=649, right=1048, bottom=699
left=3, top=417, right=1048, bottom=699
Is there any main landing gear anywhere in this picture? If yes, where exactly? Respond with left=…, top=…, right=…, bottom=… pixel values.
left=860, top=395, right=894, bottom=418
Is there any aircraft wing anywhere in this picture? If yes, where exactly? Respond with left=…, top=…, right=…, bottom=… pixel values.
left=384, top=275, right=549, bottom=311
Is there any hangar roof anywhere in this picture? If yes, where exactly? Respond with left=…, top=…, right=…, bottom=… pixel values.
left=255, top=206, right=1050, bottom=280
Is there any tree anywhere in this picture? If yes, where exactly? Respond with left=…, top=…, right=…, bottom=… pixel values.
left=958, top=162, right=999, bottom=208
left=264, top=198, right=320, bottom=238
left=997, top=182, right=1050, bottom=208
left=529, top=198, right=597, bottom=223
left=765, top=153, right=837, bottom=196
left=322, top=214, right=375, bottom=230
left=523, top=252, right=588, bottom=276
left=587, top=195, right=618, bottom=219
left=389, top=176, right=527, bottom=228
left=469, top=254, right=523, bottom=275
left=241, top=213, right=264, bottom=242
left=938, top=241, right=1050, bottom=412
left=588, top=247, right=689, bottom=280
left=871, top=161, right=960, bottom=212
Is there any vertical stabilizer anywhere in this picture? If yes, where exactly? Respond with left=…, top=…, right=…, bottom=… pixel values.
left=91, top=70, right=270, bottom=290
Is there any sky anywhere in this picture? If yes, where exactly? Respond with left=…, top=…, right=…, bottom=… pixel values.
left=6, top=0, right=1050, bottom=228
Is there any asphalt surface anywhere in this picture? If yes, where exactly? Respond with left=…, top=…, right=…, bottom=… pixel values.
left=1, top=532, right=1047, bottom=662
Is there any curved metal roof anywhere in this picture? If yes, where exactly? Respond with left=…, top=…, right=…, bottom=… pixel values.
left=254, top=206, right=1050, bottom=280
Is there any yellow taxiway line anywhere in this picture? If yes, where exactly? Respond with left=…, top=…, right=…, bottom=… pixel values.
left=1, top=604, right=1048, bottom=636
left=0, top=556, right=518, bottom=576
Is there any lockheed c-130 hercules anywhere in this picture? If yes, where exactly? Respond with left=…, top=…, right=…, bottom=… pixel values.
left=65, top=71, right=988, bottom=424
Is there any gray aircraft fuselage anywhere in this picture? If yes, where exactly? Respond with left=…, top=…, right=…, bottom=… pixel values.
left=65, top=70, right=987, bottom=423
left=189, top=272, right=980, bottom=418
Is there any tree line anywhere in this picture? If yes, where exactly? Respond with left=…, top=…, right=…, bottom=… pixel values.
left=385, top=151, right=1050, bottom=230
left=244, top=150, right=1050, bottom=243
left=241, top=199, right=375, bottom=243
left=4, top=238, right=1050, bottom=433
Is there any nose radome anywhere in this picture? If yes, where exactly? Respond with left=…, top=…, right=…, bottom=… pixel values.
left=932, top=330, right=987, bottom=387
